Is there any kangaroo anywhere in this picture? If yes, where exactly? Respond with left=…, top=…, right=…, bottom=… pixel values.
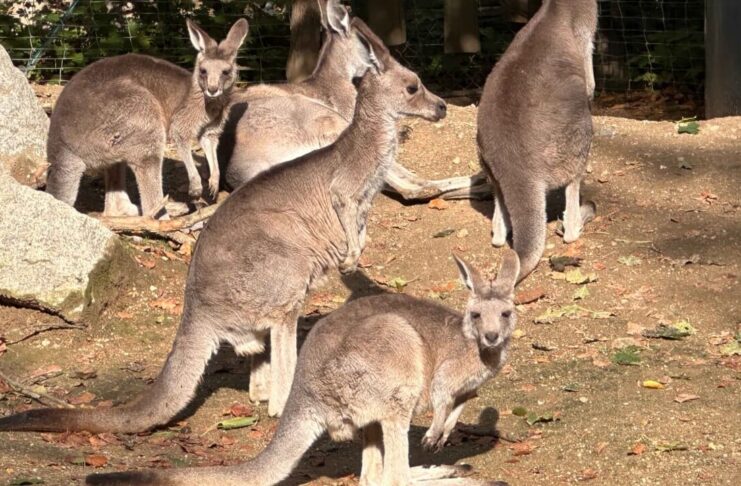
left=85, top=252, right=519, bottom=486
left=0, top=31, right=446, bottom=433
left=477, top=0, right=598, bottom=282
left=45, top=18, right=248, bottom=218
left=220, top=0, right=484, bottom=200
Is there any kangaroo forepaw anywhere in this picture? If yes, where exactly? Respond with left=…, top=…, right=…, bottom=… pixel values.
left=188, top=177, right=203, bottom=199
left=207, top=176, right=219, bottom=200
left=338, top=253, right=360, bottom=275
left=422, top=432, right=446, bottom=453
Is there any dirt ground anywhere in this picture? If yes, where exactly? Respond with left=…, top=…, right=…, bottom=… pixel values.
left=0, top=87, right=739, bottom=486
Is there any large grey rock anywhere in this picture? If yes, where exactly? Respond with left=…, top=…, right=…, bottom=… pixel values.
left=0, top=44, right=49, bottom=188
left=0, top=173, right=134, bottom=322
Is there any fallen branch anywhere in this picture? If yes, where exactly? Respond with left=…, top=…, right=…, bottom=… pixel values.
left=7, top=322, right=85, bottom=345
left=0, top=369, right=74, bottom=409
left=96, top=192, right=228, bottom=234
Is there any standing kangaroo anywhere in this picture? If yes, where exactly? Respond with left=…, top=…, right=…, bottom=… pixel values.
left=477, top=0, right=598, bottom=282
left=86, top=252, right=519, bottom=486
left=0, top=31, right=446, bottom=432
left=45, top=19, right=248, bottom=218
left=221, top=0, right=482, bottom=200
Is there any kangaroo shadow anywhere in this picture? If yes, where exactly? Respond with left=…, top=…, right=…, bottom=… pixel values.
left=74, top=158, right=204, bottom=215
left=216, top=101, right=249, bottom=189
left=280, top=407, right=503, bottom=485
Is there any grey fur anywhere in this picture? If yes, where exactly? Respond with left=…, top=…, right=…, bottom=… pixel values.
left=224, top=1, right=368, bottom=187
left=85, top=252, right=519, bottom=486
left=222, top=1, right=465, bottom=201
left=477, top=0, right=598, bottom=282
left=45, top=18, right=248, bottom=217
left=0, top=41, right=446, bottom=432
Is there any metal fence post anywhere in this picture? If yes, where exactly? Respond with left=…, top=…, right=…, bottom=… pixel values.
left=705, top=0, right=741, bottom=117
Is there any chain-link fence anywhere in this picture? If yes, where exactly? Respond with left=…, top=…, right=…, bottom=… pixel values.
left=0, top=0, right=705, bottom=96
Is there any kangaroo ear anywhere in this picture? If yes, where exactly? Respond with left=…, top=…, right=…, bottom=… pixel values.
left=187, top=19, right=217, bottom=53
left=221, top=18, right=249, bottom=56
left=495, top=249, right=520, bottom=292
left=351, top=18, right=390, bottom=73
left=453, top=254, right=486, bottom=295
left=320, top=0, right=350, bottom=35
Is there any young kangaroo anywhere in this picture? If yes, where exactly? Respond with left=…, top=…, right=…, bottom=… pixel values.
left=477, top=0, right=598, bottom=282
left=86, top=252, right=519, bottom=486
left=0, top=31, right=446, bottom=433
left=45, top=19, right=248, bottom=218
left=221, top=0, right=479, bottom=200
left=223, top=0, right=367, bottom=187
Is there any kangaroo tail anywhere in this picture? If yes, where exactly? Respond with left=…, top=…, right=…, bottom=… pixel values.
left=0, top=305, right=219, bottom=434
left=86, top=399, right=323, bottom=486
left=507, top=186, right=547, bottom=283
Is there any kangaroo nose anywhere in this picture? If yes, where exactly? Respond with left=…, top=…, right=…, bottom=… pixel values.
left=484, top=332, right=499, bottom=345
left=436, top=101, right=447, bottom=118
left=207, top=88, right=219, bottom=97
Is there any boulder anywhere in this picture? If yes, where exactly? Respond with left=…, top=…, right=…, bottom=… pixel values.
left=0, top=173, right=135, bottom=323
left=0, top=44, right=49, bottom=188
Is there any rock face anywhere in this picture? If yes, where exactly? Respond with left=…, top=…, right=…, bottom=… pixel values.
left=0, top=173, right=134, bottom=322
left=0, top=44, right=49, bottom=188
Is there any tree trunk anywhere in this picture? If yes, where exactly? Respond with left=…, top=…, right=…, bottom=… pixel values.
left=444, top=0, right=480, bottom=53
left=364, top=0, right=406, bottom=46
left=286, top=0, right=322, bottom=83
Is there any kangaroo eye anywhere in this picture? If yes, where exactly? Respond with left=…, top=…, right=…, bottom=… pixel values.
left=470, top=312, right=481, bottom=320
left=501, top=310, right=512, bottom=318
left=406, top=85, right=418, bottom=95
left=222, top=68, right=231, bottom=76
left=199, top=68, right=207, bottom=76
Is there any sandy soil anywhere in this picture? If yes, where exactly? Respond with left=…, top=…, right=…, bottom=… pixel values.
left=0, top=87, right=739, bottom=485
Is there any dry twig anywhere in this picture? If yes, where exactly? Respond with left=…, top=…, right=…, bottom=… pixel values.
left=96, top=192, right=228, bottom=235
left=0, top=369, right=73, bottom=409
left=7, top=322, right=85, bottom=345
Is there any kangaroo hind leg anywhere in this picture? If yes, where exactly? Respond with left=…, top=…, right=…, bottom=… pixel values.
left=104, top=163, right=139, bottom=216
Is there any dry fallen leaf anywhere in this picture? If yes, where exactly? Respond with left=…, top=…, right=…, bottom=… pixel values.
left=427, top=198, right=449, bottom=210
left=579, top=468, right=599, bottom=481
left=641, top=380, right=665, bottom=389
left=225, top=403, right=254, bottom=417
left=510, top=441, right=536, bottom=456
left=67, top=391, right=96, bottom=405
left=515, top=287, right=546, bottom=305
left=85, top=454, right=108, bottom=468
left=674, top=393, right=700, bottom=403
left=628, top=442, right=647, bottom=455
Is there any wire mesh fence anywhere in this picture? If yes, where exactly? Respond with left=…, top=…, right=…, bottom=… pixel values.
left=0, top=0, right=705, bottom=96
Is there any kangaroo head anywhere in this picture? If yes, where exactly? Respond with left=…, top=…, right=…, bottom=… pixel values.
left=187, top=18, right=249, bottom=99
left=350, top=20, right=446, bottom=122
left=454, top=250, right=520, bottom=350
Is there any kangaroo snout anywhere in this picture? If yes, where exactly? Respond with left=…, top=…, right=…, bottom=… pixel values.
left=435, top=100, right=447, bottom=120
left=483, top=331, right=500, bottom=347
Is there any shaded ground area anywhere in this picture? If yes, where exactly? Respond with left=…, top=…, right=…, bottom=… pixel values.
left=1, top=91, right=739, bottom=485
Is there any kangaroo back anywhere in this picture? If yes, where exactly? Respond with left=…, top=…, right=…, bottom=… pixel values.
left=477, top=0, right=597, bottom=281
left=222, top=1, right=386, bottom=188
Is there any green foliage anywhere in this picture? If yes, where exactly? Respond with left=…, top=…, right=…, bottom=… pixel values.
left=0, top=1, right=290, bottom=83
